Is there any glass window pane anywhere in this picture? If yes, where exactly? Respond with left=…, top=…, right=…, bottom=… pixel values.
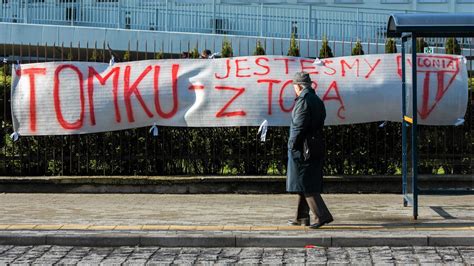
left=334, top=0, right=364, bottom=3
left=418, top=0, right=447, bottom=3
left=381, top=0, right=411, bottom=3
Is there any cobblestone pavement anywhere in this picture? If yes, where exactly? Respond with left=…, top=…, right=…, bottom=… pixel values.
left=0, top=194, right=472, bottom=226
left=0, top=245, right=473, bottom=265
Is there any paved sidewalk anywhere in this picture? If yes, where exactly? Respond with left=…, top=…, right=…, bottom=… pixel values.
left=0, top=194, right=472, bottom=247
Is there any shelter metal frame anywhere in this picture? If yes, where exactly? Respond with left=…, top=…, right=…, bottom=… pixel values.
left=387, top=13, right=474, bottom=220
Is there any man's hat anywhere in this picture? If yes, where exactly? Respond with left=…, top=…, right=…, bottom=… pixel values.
left=292, top=71, right=312, bottom=85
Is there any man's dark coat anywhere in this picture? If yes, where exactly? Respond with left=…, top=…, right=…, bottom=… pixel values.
left=286, top=86, right=326, bottom=193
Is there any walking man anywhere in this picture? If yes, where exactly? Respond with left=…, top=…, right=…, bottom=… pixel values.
left=287, top=71, right=333, bottom=229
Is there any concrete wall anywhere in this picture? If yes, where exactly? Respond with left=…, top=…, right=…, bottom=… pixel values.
left=1, top=22, right=390, bottom=57
left=2, top=23, right=472, bottom=60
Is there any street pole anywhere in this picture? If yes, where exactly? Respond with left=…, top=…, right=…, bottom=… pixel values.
left=401, top=35, right=407, bottom=207
left=411, top=34, right=418, bottom=220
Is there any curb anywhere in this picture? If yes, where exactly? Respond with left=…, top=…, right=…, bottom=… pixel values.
left=1, top=224, right=472, bottom=231
left=0, top=231, right=472, bottom=247
left=1, top=175, right=472, bottom=193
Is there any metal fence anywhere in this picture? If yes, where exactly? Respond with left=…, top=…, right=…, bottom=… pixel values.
left=0, top=0, right=429, bottom=41
left=1, top=37, right=472, bottom=176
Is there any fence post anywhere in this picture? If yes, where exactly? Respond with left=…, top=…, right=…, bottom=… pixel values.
left=117, top=0, right=121, bottom=29
left=165, top=0, right=169, bottom=32
left=260, top=2, right=264, bottom=37
left=356, top=8, right=359, bottom=39
left=307, top=5, right=311, bottom=39
left=23, top=0, right=28, bottom=24
left=212, top=0, right=216, bottom=34
left=70, top=2, right=74, bottom=27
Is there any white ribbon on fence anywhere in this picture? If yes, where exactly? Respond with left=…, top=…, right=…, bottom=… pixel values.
left=10, top=54, right=468, bottom=136
left=257, top=120, right=268, bottom=142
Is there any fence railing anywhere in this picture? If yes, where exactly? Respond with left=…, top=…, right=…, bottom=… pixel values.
left=0, top=1, right=428, bottom=41
left=0, top=37, right=472, bottom=176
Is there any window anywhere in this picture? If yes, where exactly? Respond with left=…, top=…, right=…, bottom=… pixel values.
left=97, top=0, right=118, bottom=2
left=381, top=0, right=410, bottom=3
left=220, top=0, right=259, bottom=3
left=297, top=0, right=326, bottom=3
left=334, top=0, right=363, bottom=3
left=58, top=0, right=77, bottom=3
left=141, top=0, right=166, bottom=6
left=66, top=7, right=76, bottom=20
left=457, top=0, right=474, bottom=2
left=261, top=0, right=290, bottom=3
left=125, top=12, right=131, bottom=29
left=29, top=0, right=45, bottom=3
left=417, top=0, right=447, bottom=3
left=291, top=21, right=298, bottom=39
left=174, top=0, right=213, bottom=3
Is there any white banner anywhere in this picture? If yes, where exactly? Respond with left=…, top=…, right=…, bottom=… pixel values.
left=11, top=54, right=468, bottom=136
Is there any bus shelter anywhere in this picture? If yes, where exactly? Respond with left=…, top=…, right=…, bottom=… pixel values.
left=386, top=13, right=474, bottom=219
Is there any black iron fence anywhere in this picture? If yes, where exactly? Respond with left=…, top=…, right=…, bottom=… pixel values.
left=1, top=39, right=472, bottom=176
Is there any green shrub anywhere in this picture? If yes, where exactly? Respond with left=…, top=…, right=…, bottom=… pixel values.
left=445, top=38, right=461, bottom=55
left=319, top=37, right=334, bottom=59
left=385, top=38, right=397, bottom=54
left=123, top=50, right=131, bottom=61
left=253, top=40, right=266, bottom=56
left=0, top=70, right=12, bottom=136
left=189, top=47, right=200, bottom=59
left=67, top=51, right=74, bottom=61
left=416, top=38, right=428, bottom=53
left=89, top=49, right=102, bottom=62
left=287, top=33, right=300, bottom=57
left=155, top=51, right=164, bottom=59
left=351, top=40, right=364, bottom=56
left=221, top=39, right=233, bottom=58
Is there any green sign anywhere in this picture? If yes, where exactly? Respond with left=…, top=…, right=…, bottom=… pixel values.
left=424, top=47, right=434, bottom=54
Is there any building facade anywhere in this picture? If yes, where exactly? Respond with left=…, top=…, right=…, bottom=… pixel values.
left=0, top=0, right=472, bottom=60
left=1, top=0, right=473, bottom=41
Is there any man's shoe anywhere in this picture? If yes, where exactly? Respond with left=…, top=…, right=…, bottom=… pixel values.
left=309, top=218, right=333, bottom=229
left=287, top=218, right=310, bottom=226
